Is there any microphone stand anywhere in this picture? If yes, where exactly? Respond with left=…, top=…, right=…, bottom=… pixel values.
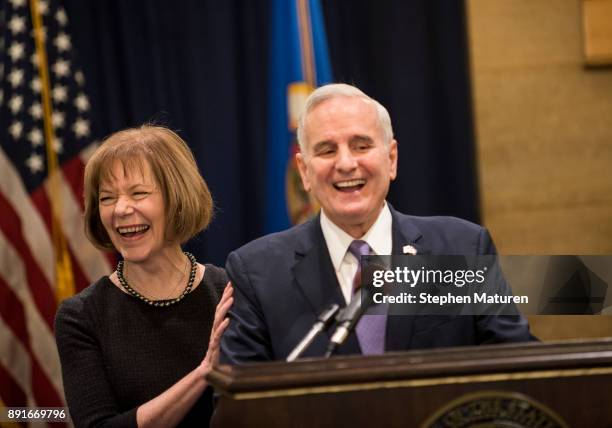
left=324, top=287, right=372, bottom=358
left=286, top=303, right=340, bottom=362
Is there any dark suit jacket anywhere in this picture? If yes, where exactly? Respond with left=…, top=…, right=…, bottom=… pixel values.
left=221, top=206, right=533, bottom=364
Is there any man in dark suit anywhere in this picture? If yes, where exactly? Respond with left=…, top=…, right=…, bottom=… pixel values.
left=222, top=84, right=532, bottom=364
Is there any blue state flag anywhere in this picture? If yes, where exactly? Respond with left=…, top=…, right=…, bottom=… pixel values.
left=264, top=0, right=333, bottom=233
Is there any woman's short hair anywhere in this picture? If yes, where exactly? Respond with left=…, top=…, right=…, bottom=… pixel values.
left=83, top=125, right=213, bottom=250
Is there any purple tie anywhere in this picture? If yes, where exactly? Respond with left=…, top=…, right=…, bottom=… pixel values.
left=348, top=240, right=386, bottom=355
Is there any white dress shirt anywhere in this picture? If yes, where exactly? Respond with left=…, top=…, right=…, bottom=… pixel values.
left=320, top=202, right=393, bottom=304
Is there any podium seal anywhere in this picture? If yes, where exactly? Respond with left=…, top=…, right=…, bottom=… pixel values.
left=421, top=391, right=569, bottom=428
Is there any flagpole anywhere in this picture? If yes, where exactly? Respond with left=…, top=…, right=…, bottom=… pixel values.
left=297, top=0, right=316, bottom=86
left=285, top=0, right=320, bottom=223
left=29, top=0, right=75, bottom=301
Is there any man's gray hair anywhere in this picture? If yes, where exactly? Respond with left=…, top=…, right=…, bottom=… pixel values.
left=296, top=83, right=394, bottom=152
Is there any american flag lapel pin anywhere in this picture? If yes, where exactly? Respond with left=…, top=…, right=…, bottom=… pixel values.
left=402, top=245, right=417, bottom=255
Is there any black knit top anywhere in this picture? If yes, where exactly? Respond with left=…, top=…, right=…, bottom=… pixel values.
left=54, top=264, right=227, bottom=428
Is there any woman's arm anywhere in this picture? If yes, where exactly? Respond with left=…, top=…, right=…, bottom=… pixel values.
left=135, top=283, right=233, bottom=428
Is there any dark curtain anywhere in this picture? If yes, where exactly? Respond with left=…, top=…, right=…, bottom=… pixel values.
left=63, top=0, right=477, bottom=266
left=64, top=0, right=270, bottom=266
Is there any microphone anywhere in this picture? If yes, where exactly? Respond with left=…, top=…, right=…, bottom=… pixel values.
left=286, top=303, right=340, bottom=362
left=324, top=261, right=383, bottom=358
left=324, top=286, right=373, bottom=358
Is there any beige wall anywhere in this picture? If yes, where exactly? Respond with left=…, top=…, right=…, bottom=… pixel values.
left=467, top=0, right=612, bottom=339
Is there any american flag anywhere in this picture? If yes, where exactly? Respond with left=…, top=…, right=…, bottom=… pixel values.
left=0, top=0, right=113, bottom=424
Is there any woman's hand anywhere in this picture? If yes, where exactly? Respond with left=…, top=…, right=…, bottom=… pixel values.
left=134, top=282, right=233, bottom=427
left=200, top=282, right=233, bottom=374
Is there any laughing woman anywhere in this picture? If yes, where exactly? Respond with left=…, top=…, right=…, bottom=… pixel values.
left=55, top=125, right=233, bottom=428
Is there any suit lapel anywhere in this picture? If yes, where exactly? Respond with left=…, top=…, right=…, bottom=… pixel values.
left=291, top=217, right=345, bottom=316
left=385, top=206, right=428, bottom=352
left=390, top=207, right=429, bottom=256
left=291, top=216, right=361, bottom=355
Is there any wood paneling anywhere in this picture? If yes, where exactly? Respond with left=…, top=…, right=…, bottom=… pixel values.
left=583, top=0, right=612, bottom=65
left=467, top=0, right=612, bottom=340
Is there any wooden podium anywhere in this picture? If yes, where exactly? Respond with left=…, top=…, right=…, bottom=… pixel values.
left=208, top=339, right=612, bottom=427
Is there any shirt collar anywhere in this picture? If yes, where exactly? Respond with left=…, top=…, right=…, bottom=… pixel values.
left=320, top=202, right=393, bottom=272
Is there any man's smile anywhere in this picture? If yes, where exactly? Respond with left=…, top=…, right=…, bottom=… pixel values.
left=333, top=178, right=366, bottom=192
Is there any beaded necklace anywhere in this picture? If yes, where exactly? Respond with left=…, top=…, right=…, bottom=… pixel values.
left=116, top=252, right=197, bottom=307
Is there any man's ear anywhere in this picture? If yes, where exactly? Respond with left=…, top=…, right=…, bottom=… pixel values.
left=295, top=152, right=311, bottom=192
left=388, top=139, right=398, bottom=181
